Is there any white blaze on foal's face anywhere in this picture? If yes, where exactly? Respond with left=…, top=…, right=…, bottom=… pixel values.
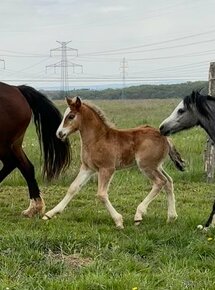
left=56, top=96, right=82, bottom=141
left=56, top=107, right=71, bottom=140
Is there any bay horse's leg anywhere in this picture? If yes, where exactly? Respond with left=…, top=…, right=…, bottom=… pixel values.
left=0, top=154, right=17, bottom=182
left=161, top=168, right=178, bottom=222
left=11, top=144, right=45, bottom=217
left=134, top=168, right=167, bottom=225
left=43, top=165, right=93, bottom=220
left=97, top=168, right=123, bottom=229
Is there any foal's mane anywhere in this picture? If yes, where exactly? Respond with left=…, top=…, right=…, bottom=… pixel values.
left=82, top=101, right=115, bottom=128
left=184, top=90, right=214, bottom=117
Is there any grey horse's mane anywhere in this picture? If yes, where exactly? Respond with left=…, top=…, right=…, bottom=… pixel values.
left=184, top=90, right=214, bottom=118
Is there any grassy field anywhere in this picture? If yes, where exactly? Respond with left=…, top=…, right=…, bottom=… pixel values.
left=1, top=99, right=215, bottom=290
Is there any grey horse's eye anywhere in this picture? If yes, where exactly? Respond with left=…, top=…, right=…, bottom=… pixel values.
left=178, top=108, right=185, bottom=115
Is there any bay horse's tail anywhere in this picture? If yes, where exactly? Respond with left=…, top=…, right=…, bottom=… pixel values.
left=18, top=85, right=71, bottom=180
left=167, top=138, right=185, bottom=171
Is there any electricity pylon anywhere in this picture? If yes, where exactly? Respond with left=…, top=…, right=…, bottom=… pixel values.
left=46, top=41, right=83, bottom=96
left=120, top=57, right=128, bottom=99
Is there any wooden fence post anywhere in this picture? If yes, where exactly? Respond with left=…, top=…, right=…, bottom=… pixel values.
left=204, top=62, right=215, bottom=182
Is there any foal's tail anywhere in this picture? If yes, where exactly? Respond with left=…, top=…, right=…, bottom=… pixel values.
left=167, top=138, right=185, bottom=171
left=18, top=85, right=71, bottom=180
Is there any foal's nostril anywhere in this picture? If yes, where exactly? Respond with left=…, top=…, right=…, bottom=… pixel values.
left=58, top=131, right=66, bottom=139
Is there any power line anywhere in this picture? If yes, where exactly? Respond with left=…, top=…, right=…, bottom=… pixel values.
left=1, top=76, right=206, bottom=82
left=79, top=28, right=215, bottom=57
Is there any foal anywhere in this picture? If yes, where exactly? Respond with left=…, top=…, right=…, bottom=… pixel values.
left=43, top=97, right=184, bottom=228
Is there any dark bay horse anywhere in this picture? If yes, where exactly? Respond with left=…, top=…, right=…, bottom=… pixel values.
left=0, top=82, right=71, bottom=217
left=159, top=90, right=215, bottom=230
left=43, top=97, right=184, bottom=229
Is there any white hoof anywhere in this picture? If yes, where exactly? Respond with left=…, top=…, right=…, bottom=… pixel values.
left=42, top=214, right=52, bottom=220
left=116, top=223, right=124, bottom=230
left=115, top=214, right=124, bottom=229
left=167, top=214, right=178, bottom=223
left=134, top=220, right=142, bottom=226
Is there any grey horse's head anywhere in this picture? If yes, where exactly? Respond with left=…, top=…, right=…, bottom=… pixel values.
left=159, top=93, right=200, bottom=136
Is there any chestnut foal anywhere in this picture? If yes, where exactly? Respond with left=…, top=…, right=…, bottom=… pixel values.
left=43, top=97, right=184, bottom=228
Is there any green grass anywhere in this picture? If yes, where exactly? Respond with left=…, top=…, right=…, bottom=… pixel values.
left=1, top=99, right=215, bottom=290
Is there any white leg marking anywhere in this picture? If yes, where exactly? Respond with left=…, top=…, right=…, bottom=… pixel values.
left=43, top=166, right=93, bottom=220
left=98, top=195, right=124, bottom=229
left=134, top=168, right=166, bottom=225
left=162, top=170, right=178, bottom=222
left=134, top=183, right=162, bottom=224
left=97, top=169, right=123, bottom=229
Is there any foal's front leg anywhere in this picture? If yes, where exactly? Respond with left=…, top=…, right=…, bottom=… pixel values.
left=97, top=168, right=123, bottom=229
left=43, top=165, right=93, bottom=220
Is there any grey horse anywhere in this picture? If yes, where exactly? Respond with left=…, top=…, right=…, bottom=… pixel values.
left=159, top=90, right=215, bottom=230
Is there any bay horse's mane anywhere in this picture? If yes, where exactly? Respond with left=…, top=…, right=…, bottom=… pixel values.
left=183, top=90, right=215, bottom=118
left=83, top=101, right=115, bottom=128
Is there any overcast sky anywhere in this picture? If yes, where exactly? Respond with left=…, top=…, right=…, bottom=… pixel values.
left=0, top=0, right=215, bottom=89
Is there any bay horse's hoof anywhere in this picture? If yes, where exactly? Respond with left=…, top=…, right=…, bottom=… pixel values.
left=22, top=197, right=45, bottom=218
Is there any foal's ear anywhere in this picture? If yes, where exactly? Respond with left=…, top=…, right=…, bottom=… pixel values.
left=66, top=96, right=81, bottom=110
left=66, top=96, right=73, bottom=107
left=75, top=96, right=82, bottom=110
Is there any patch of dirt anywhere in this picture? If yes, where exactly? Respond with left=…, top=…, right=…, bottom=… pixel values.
left=47, top=250, right=93, bottom=268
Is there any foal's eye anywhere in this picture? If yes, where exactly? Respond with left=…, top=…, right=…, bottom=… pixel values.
left=68, top=114, right=75, bottom=120
left=178, top=108, right=185, bottom=115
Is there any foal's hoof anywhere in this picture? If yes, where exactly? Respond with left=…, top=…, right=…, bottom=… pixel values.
left=42, top=214, right=52, bottom=220
left=115, top=214, right=124, bottom=229
left=42, top=212, right=58, bottom=220
left=116, top=224, right=124, bottom=230
left=134, top=220, right=142, bottom=226
left=22, top=197, right=45, bottom=218
left=167, top=215, right=178, bottom=223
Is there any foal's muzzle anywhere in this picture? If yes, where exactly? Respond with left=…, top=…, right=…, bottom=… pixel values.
left=57, top=130, right=67, bottom=141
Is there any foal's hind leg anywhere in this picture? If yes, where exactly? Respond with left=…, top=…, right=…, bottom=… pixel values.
left=97, top=168, right=123, bottom=229
left=43, top=165, right=93, bottom=220
left=11, top=142, right=45, bottom=217
left=161, top=168, right=178, bottom=223
left=134, top=167, right=167, bottom=225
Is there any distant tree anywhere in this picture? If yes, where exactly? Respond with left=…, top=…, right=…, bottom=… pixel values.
left=44, top=81, right=208, bottom=100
